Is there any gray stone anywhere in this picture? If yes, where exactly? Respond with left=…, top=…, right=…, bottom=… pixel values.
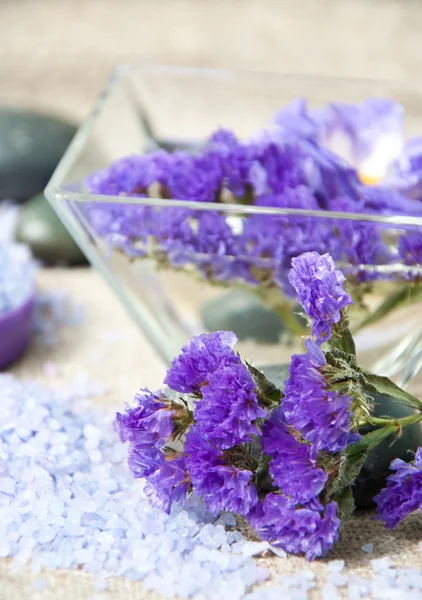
left=201, top=290, right=285, bottom=343
left=0, top=108, right=76, bottom=202
left=15, top=194, right=87, bottom=265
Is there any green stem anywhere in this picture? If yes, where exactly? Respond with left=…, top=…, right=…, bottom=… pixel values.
left=272, top=302, right=308, bottom=337
left=359, top=412, right=422, bottom=429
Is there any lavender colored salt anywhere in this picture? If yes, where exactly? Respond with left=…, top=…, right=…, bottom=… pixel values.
left=0, top=374, right=271, bottom=599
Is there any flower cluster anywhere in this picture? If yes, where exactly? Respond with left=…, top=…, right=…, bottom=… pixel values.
left=288, top=252, right=353, bottom=344
left=84, top=97, right=422, bottom=299
left=116, top=252, right=368, bottom=560
left=374, top=448, right=422, bottom=529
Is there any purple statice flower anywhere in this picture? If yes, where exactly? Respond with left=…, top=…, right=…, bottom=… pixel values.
left=374, top=447, right=422, bottom=528
left=115, top=389, right=190, bottom=514
left=164, top=331, right=240, bottom=394
left=248, top=141, right=305, bottom=197
left=247, top=493, right=340, bottom=561
left=288, top=251, right=353, bottom=344
left=398, top=230, right=422, bottom=266
left=269, top=98, right=331, bottom=144
left=114, top=389, right=174, bottom=482
left=184, top=426, right=258, bottom=516
left=167, top=150, right=223, bottom=203
left=126, top=442, right=164, bottom=479
left=283, top=339, right=359, bottom=453
left=114, top=389, right=174, bottom=449
left=86, top=152, right=172, bottom=196
left=327, top=197, right=392, bottom=279
left=208, top=129, right=255, bottom=198
left=322, top=99, right=405, bottom=185
left=144, top=454, right=190, bottom=514
left=193, top=361, right=266, bottom=449
left=390, top=136, right=422, bottom=201
left=261, top=407, right=327, bottom=504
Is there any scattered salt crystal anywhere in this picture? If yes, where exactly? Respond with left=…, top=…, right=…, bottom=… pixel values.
left=322, top=582, right=341, bottom=600
left=215, top=513, right=237, bottom=528
left=328, top=559, right=345, bottom=572
left=362, top=543, right=375, bottom=553
left=241, top=541, right=270, bottom=557
left=269, top=545, right=287, bottom=558
left=371, top=557, right=393, bottom=573
left=327, top=572, right=348, bottom=587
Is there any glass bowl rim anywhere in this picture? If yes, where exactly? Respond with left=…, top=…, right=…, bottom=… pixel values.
left=45, top=64, right=422, bottom=229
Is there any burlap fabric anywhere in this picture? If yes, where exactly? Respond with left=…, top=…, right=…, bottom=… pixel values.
left=2, top=1, right=422, bottom=597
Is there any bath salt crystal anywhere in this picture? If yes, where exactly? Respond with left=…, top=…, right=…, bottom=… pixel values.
left=362, top=543, right=375, bottom=553
left=371, top=557, right=393, bottom=573
left=269, top=545, right=287, bottom=558
left=322, top=582, right=341, bottom=600
left=0, top=374, right=274, bottom=600
left=0, top=243, right=35, bottom=316
left=241, top=541, right=270, bottom=557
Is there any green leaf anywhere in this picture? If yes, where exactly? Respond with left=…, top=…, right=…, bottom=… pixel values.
left=245, top=362, right=282, bottom=407
left=330, top=425, right=396, bottom=496
left=362, top=372, right=422, bottom=412
left=333, top=486, right=355, bottom=519
left=330, top=322, right=356, bottom=357
left=357, top=284, right=422, bottom=331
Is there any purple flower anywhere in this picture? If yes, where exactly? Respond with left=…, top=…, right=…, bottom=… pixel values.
left=164, top=331, right=240, bottom=394
left=261, top=408, right=327, bottom=503
left=390, top=136, right=422, bottom=201
left=248, top=141, right=305, bottom=197
left=184, top=426, right=258, bottom=515
left=322, top=99, right=404, bottom=184
left=283, top=339, right=359, bottom=452
left=270, top=98, right=326, bottom=142
left=86, top=152, right=172, bottom=196
left=114, top=389, right=174, bottom=449
left=144, top=454, right=190, bottom=514
left=288, top=251, right=353, bottom=344
left=327, top=197, right=392, bottom=280
left=194, top=362, right=267, bottom=449
left=167, top=151, right=223, bottom=202
left=126, top=443, right=164, bottom=479
left=209, top=129, right=255, bottom=198
left=114, top=389, right=176, bottom=485
left=247, top=493, right=340, bottom=561
left=374, top=447, right=422, bottom=528
left=399, top=231, right=422, bottom=266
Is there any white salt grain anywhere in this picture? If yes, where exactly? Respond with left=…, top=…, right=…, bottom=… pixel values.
left=371, top=557, right=393, bottom=573
left=328, top=559, right=345, bottom=573
left=362, top=543, right=375, bottom=553
left=241, top=541, right=270, bottom=557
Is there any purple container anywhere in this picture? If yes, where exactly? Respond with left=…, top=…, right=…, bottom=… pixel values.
left=0, top=294, right=35, bottom=370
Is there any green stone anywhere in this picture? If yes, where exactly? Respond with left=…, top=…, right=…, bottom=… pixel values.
left=201, top=290, right=285, bottom=343
left=259, top=364, right=422, bottom=509
left=15, top=194, right=87, bottom=265
left=0, top=108, right=76, bottom=202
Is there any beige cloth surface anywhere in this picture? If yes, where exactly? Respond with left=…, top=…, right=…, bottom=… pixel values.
left=2, top=0, right=422, bottom=597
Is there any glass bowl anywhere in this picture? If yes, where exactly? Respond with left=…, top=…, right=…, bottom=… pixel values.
left=45, top=66, right=422, bottom=384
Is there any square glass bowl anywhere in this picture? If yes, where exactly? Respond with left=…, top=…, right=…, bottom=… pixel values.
left=45, top=65, right=422, bottom=382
